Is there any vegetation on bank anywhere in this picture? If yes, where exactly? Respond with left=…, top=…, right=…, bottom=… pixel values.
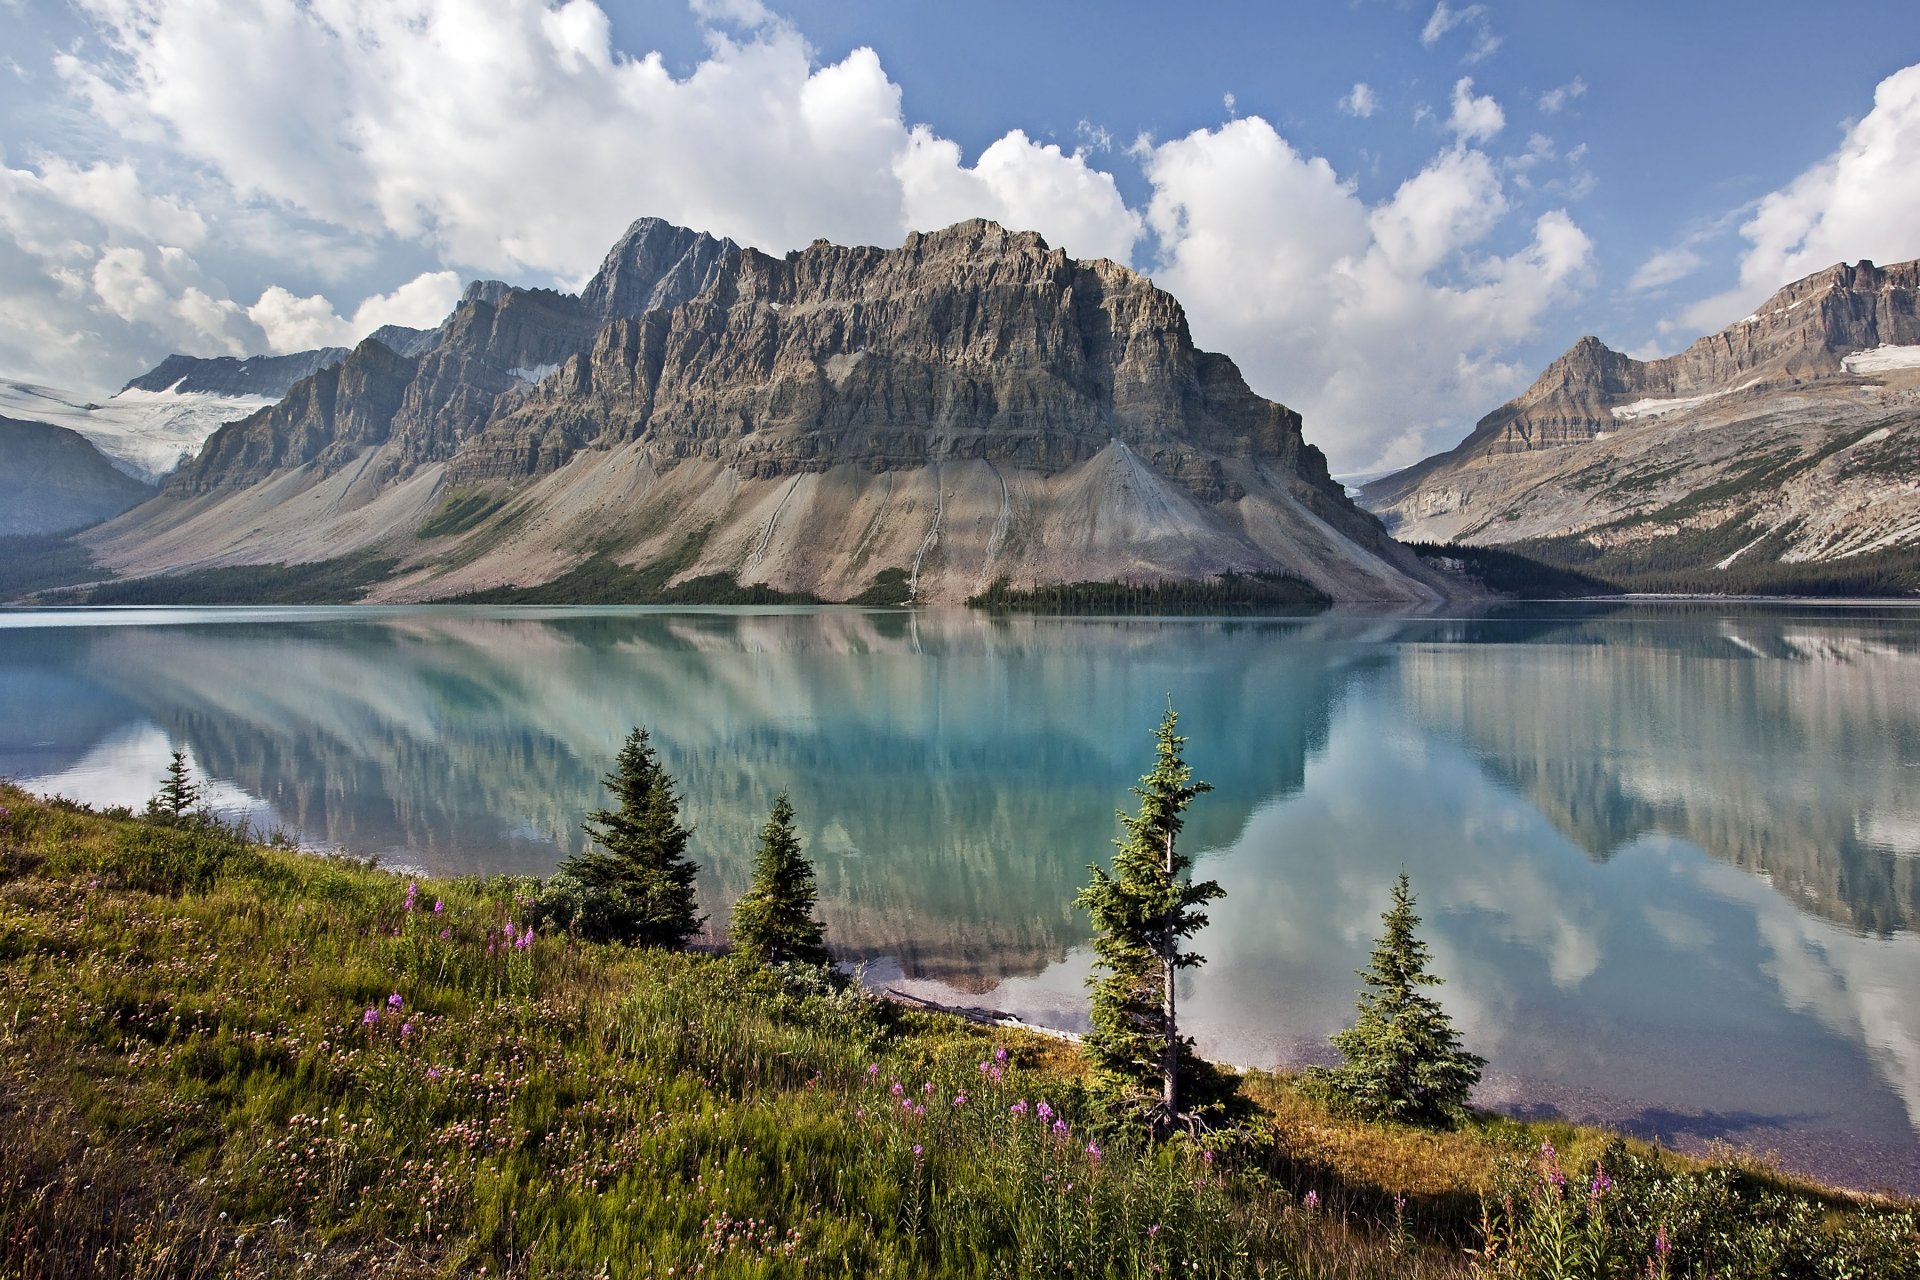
left=1409, top=530, right=1920, bottom=599
left=68, top=551, right=402, bottom=605
left=3, top=756, right=1916, bottom=1275
left=446, top=530, right=822, bottom=607
left=0, top=532, right=117, bottom=598
left=968, top=571, right=1331, bottom=614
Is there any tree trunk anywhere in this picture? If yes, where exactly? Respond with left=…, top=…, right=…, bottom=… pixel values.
left=1161, top=828, right=1178, bottom=1129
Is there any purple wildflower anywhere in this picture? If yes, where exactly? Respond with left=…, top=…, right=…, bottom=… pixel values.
left=362, top=1007, right=379, bottom=1025
left=401, top=1021, right=413, bottom=1037
left=439, top=928, right=451, bottom=940
left=890, top=1082, right=904, bottom=1097
left=1590, top=1167, right=1612, bottom=1200
left=1654, top=1225, right=1671, bottom=1256
left=867, top=1063, right=880, bottom=1078
left=1051, top=1118, right=1069, bottom=1137
left=911, top=1144, right=923, bottom=1158
left=923, top=1081, right=935, bottom=1095
left=433, top=899, right=444, bottom=914
left=1036, top=1101, right=1054, bottom=1122
left=1010, top=1100, right=1028, bottom=1117
left=1303, top=1190, right=1320, bottom=1212
left=952, top=1092, right=967, bottom=1107
left=1085, top=1141, right=1102, bottom=1161
left=387, top=992, right=404, bottom=1010
left=403, top=882, right=418, bottom=910
left=994, top=1047, right=1008, bottom=1063
left=517, top=926, right=534, bottom=949
left=425, top=1066, right=441, bottom=1081
left=1148, top=1224, right=1161, bottom=1239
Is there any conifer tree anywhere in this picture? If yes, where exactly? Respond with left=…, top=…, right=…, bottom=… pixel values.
left=1312, top=872, right=1484, bottom=1127
left=730, top=792, right=831, bottom=968
left=556, top=727, right=703, bottom=947
left=148, top=748, right=202, bottom=822
left=1075, top=705, right=1224, bottom=1133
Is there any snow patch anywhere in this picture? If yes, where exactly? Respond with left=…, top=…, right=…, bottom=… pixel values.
left=508, top=363, right=561, bottom=383
left=1610, top=391, right=1724, bottom=422
left=1842, top=345, right=1920, bottom=374
left=0, top=380, right=275, bottom=482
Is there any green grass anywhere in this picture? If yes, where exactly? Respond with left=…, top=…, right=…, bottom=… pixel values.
left=967, top=572, right=1331, bottom=615
left=418, top=489, right=513, bottom=539
left=0, top=784, right=1912, bottom=1278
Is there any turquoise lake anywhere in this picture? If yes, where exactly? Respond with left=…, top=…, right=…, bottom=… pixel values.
left=3, top=601, right=1917, bottom=1192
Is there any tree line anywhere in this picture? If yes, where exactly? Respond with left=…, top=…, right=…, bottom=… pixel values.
left=154, top=710, right=1485, bottom=1140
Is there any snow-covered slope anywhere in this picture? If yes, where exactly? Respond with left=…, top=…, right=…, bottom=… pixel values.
left=0, top=380, right=276, bottom=483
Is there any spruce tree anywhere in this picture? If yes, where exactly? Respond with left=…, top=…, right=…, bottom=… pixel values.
left=148, top=748, right=202, bottom=821
left=730, top=792, right=831, bottom=968
left=1313, top=872, right=1485, bottom=1127
left=1075, top=705, right=1224, bottom=1133
left=557, top=727, right=703, bottom=947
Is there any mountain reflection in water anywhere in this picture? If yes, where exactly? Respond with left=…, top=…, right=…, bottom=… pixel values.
left=2, top=601, right=1917, bottom=1191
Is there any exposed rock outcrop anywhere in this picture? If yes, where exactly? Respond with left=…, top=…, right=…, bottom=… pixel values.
left=93, top=218, right=1446, bottom=605
left=1361, top=258, right=1920, bottom=578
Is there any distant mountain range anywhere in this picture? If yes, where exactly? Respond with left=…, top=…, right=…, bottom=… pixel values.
left=1362, top=258, right=1920, bottom=592
left=65, top=217, right=1443, bottom=605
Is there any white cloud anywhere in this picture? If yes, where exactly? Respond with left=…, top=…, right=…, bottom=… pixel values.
left=247, top=270, right=464, bottom=354
left=62, top=0, right=1139, bottom=279
left=1537, top=76, right=1587, bottom=115
left=1676, top=62, right=1920, bottom=333
left=9, top=0, right=1587, bottom=470
left=1447, top=77, right=1505, bottom=144
left=1340, top=82, right=1379, bottom=119
left=1421, top=2, right=1501, bottom=64
left=1144, top=116, right=1593, bottom=472
left=1628, top=246, right=1704, bottom=292
left=897, top=128, right=1140, bottom=263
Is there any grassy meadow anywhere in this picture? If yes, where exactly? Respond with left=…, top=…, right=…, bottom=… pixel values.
left=0, top=781, right=1914, bottom=1278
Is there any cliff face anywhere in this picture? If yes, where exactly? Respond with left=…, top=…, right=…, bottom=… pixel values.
left=94, top=218, right=1445, bottom=605
left=1360, top=258, right=1920, bottom=574
left=456, top=222, right=1327, bottom=504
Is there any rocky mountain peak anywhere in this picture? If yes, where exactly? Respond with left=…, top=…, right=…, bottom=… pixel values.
left=580, top=216, right=737, bottom=322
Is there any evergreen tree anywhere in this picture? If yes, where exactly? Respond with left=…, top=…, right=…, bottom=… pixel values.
left=1074, top=705, right=1224, bottom=1133
left=730, top=792, right=831, bottom=968
left=147, top=748, right=202, bottom=822
left=552, top=727, right=703, bottom=947
left=1312, top=872, right=1485, bottom=1127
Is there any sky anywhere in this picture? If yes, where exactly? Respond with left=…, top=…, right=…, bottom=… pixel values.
left=4, top=0, right=1919, bottom=474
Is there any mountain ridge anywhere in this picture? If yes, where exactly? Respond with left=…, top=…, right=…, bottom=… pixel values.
left=1359, top=257, right=1920, bottom=587
left=82, top=217, right=1446, bottom=605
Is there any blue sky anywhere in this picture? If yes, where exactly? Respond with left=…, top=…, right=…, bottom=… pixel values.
left=4, top=0, right=1918, bottom=471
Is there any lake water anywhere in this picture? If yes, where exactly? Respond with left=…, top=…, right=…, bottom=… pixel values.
left=3, top=602, right=1918, bottom=1193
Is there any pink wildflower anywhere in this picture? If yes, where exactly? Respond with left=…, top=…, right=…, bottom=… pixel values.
left=1010, top=1101, right=1028, bottom=1117
left=362, top=1007, right=379, bottom=1025
left=1303, top=1190, right=1320, bottom=1211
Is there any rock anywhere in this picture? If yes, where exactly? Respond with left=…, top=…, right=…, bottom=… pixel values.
left=1360, top=257, right=1920, bottom=579
left=98, top=218, right=1447, bottom=605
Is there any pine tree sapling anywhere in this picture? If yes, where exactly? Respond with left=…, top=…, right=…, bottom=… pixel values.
left=545, top=727, right=704, bottom=947
left=147, top=748, right=203, bottom=822
left=1074, top=705, right=1225, bottom=1133
left=730, top=792, right=832, bottom=969
left=1311, top=872, right=1485, bottom=1127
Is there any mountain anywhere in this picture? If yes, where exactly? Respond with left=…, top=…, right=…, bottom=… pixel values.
left=122, top=348, right=351, bottom=398
left=0, top=417, right=155, bottom=535
left=1361, top=259, right=1920, bottom=590
left=80, top=218, right=1444, bottom=605
left=0, top=379, right=283, bottom=484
